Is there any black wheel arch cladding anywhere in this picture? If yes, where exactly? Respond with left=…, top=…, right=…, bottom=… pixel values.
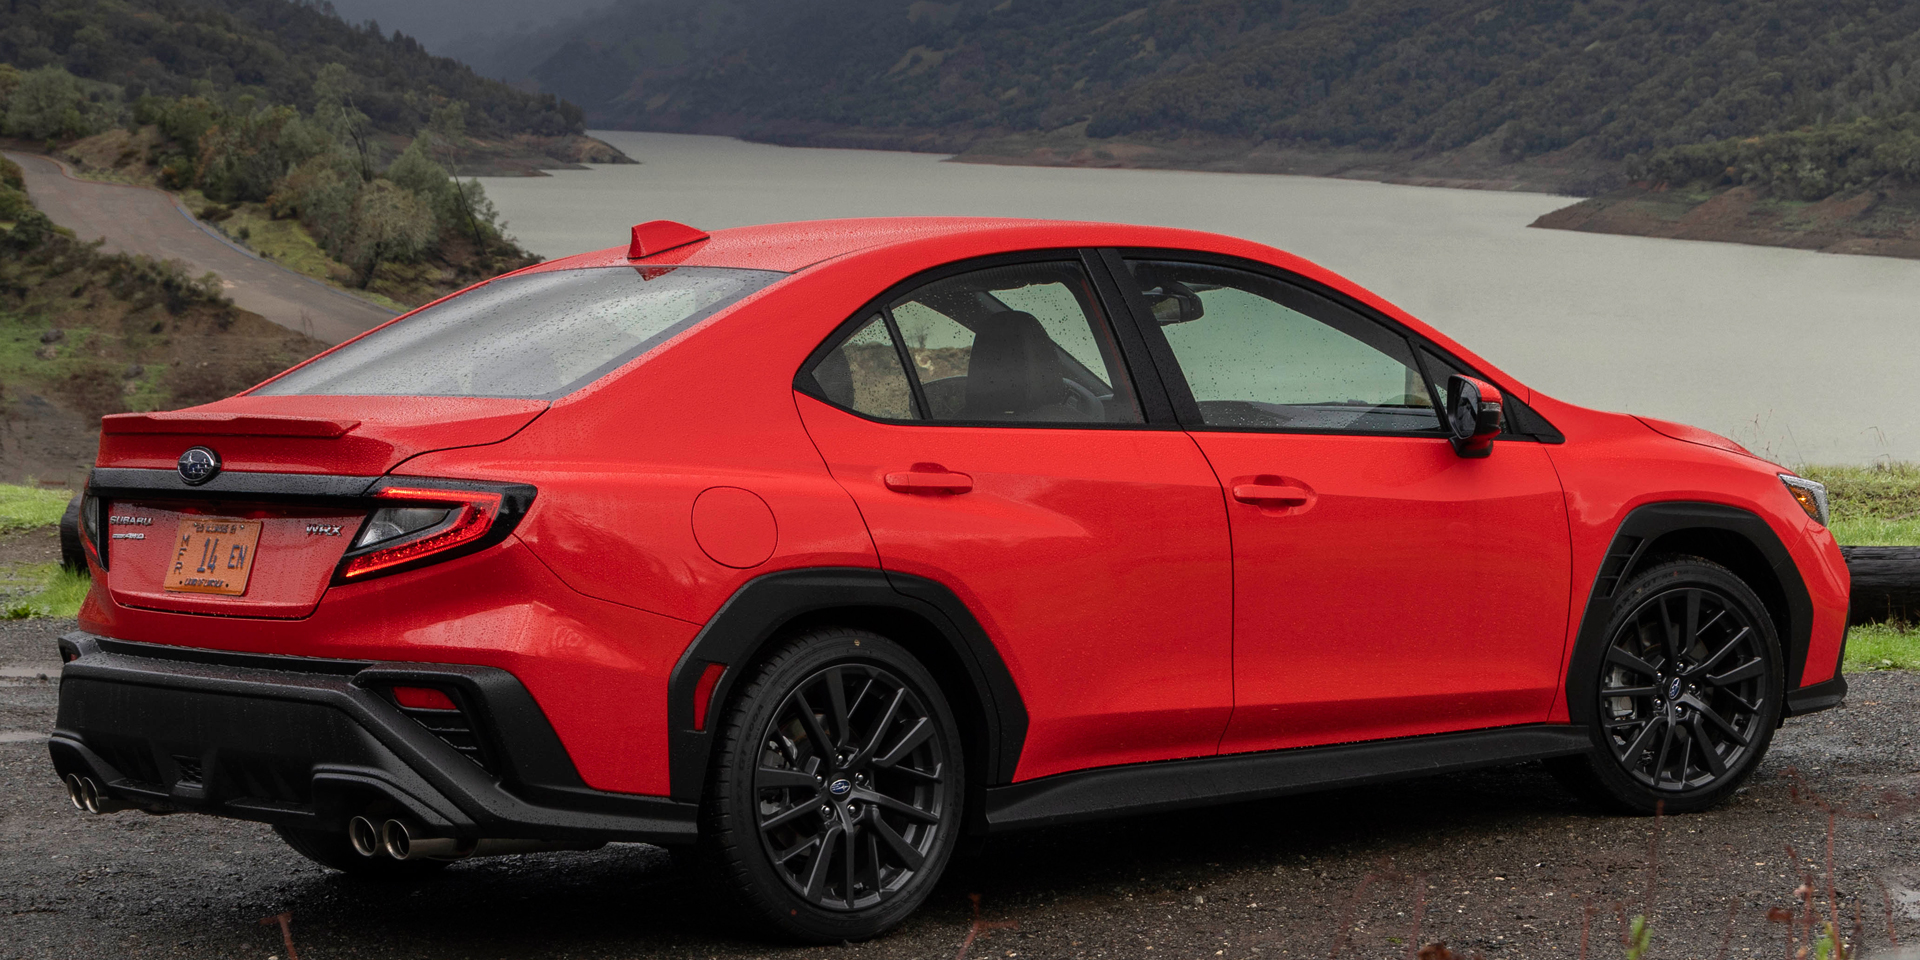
left=666, top=568, right=1028, bottom=803
left=1566, top=502, right=1815, bottom=725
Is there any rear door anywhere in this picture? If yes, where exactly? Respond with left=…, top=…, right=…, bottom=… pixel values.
left=1107, top=254, right=1572, bottom=754
left=795, top=254, right=1234, bottom=782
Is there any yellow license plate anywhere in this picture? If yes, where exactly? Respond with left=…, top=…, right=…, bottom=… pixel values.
left=163, top=518, right=262, bottom=596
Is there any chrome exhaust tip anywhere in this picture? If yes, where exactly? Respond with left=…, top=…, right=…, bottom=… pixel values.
left=380, top=819, right=466, bottom=860
left=348, top=816, right=380, bottom=857
left=74, top=776, right=127, bottom=814
left=380, top=818, right=412, bottom=859
left=64, top=774, right=87, bottom=811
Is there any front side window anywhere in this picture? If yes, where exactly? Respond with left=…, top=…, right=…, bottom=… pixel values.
left=1124, top=260, right=1441, bottom=434
left=805, top=261, right=1144, bottom=425
left=256, top=265, right=783, bottom=399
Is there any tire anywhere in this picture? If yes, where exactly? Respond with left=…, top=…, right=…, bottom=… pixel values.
left=273, top=825, right=450, bottom=878
left=696, top=628, right=965, bottom=943
left=59, top=495, right=86, bottom=572
left=1554, top=556, right=1784, bottom=814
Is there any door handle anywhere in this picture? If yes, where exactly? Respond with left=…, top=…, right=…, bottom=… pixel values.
left=884, top=467, right=974, bottom=495
left=1231, top=482, right=1310, bottom=506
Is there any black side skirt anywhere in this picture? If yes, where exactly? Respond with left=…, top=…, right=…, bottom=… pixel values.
left=982, top=725, right=1592, bottom=832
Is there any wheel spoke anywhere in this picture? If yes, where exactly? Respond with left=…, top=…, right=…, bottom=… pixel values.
left=1693, top=625, right=1749, bottom=675
left=1682, top=589, right=1702, bottom=658
left=1706, top=658, right=1764, bottom=687
left=1688, top=697, right=1749, bottom=745
left=761, top=799, right=820, bottom=832
left=758, top=766, right=821, bottom=791
left=1600, top=685, right=1659, bottom=698
left=1690, top=716, right=1729, bottom=777
left=792, top=690, right=836, bottom=761
left=870, top=813, right=925, bottom=870
left=801, top=823, right=842, bottom=900
left=851, top=785, right=940, bottom=823
left=1653, top=719, right=1678, bottom=785
left=773, top=833, right=822, bottom=866
left=842, top=821, right=859, bottom=906
left=826, top=668, right=851, bottom=749
left=1618, top=716, right=1665, bottom=763
left=852, top=688, right=907, bottom=765
left=883, top=762, right=943, bottom=783
left=873, top=717, right=934, bottom=768
left=1658, top=595, right=1680, bottom=667
left=1607, top=646, right=1660, bottom=678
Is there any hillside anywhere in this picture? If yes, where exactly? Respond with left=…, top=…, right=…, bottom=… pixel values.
left=1, top=0, right=627, bottom=173
left=469, top=0, right=1920, bottom=195
left=0, top=156, right=327, bottom=486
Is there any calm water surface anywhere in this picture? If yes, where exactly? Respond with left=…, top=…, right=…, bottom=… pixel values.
left=479, top=131, right=1920, bottom=464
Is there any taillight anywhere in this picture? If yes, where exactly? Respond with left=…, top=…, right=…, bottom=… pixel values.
left=80, top=490, right=101, bottom=566
left=335, top=479, right=535, bottom=582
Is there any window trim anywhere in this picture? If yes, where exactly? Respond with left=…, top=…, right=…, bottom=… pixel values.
left=792, top=249, right=1181, bottom=430
left=1098, top=248, right=1561, bottom=442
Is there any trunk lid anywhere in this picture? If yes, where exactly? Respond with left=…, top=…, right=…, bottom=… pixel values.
left=92, top=396, right=546, bottom=618
left=97, top=396, right=548, bottom=477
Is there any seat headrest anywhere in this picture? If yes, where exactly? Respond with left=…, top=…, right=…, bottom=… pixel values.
left=964, top=311, right=1063, bottom=419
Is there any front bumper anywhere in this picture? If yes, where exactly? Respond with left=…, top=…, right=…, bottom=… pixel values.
left=48, top=632, right=695, bottom=843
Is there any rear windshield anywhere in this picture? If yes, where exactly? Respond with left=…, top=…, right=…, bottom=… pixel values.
left=253, top=265, right=783, bottom=398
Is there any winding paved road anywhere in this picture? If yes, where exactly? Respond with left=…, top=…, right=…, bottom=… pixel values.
left=6, top=151, right=395, bottom=344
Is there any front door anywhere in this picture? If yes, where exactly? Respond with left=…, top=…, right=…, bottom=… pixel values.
left=1113, top=256, right=1573, bottom=754
left=796, top=256, right=1234, bottom=781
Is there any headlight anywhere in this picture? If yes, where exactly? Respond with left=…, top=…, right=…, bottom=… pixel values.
left=1780, top=475, right=1829, bottom=526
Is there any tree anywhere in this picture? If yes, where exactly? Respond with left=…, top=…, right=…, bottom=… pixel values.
left=6, top=66, right=94, bottom=141
left=344, top=180, right=436, bottom=285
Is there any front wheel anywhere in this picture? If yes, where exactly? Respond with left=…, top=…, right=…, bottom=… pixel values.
left=697, top=628, right=964, bottom=943
left=1555, top=557, right=1784, bottom=813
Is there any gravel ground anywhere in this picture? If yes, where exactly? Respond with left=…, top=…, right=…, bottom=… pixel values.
left=3, top=617, right=1916, bottom=960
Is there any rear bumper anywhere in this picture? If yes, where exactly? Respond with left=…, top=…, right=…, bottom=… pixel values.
left=48, top=632, right=696, bottom=844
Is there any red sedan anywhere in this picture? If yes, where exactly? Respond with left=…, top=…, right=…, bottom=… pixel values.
left=51, top=218, right=1849, bottom=942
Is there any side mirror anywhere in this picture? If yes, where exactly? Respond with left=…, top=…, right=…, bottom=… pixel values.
left=1445, top=375, right=1504, bottom=458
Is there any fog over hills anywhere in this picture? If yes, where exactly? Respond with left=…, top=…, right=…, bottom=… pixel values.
left=322, top=0, right=611, bottom=57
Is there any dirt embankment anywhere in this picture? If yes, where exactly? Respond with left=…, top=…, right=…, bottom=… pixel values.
left=1530, top=183, right=1920, bottom=259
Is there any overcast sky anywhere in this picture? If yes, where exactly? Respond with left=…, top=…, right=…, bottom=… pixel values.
left=324, top=0, right=612, bottom=56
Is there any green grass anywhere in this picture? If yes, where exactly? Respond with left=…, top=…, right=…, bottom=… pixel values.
left=1843, top=620, right=1920, bottom=672
left=1799, top=463, right=1920, bottom=546
left=0, top=563, right=88, bottom=619
left=0, top=484, right=71, bottom=533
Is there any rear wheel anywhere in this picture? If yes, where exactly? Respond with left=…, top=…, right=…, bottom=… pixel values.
left=274, top=825, right=450, bottom=878
left=698, top=628, right=963, bottom=942
left=1555, top=557, right=1783, bottom=813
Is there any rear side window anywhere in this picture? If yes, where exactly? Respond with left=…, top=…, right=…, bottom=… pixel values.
left=811, top=315, right=918, bottom=420
left=803, top=261, right=1144, bottom=425
left=255, top=266, right=783, bottom=398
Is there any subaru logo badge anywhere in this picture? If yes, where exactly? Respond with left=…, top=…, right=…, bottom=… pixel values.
left=177, top=446, right=221, bottom=486
left=1667, top=677, right=1683, bottom=700
left=828, top=778, right=853, bottom=797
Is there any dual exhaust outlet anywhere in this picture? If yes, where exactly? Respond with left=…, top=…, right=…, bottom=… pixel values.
left=64, top=774, right=129, bottom=815
left=348, top=816, right=595, bottom=862
left=64, top=778, right=587, bottom=862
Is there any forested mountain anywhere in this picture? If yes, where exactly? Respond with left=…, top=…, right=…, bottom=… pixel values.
left=486, top=0, right=1920, bottom=188
left=0, top=0, right=585, bottom=140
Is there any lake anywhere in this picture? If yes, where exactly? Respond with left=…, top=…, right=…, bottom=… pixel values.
left=478, top=131, right=1920, bottom=465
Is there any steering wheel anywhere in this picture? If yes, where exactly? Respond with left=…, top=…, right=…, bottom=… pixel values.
left=1061, top=378, right=1105, bottom=421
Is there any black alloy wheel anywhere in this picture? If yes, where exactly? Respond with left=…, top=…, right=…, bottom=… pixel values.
left=699, top=628, right=963, bottom=942
left=1557, top=557, right=1783, bottom=813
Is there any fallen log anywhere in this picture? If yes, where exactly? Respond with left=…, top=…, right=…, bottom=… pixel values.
left=1841, top=546, right=1920, bottom=625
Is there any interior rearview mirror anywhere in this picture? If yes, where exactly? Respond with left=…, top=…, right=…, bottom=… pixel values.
left=1146, top=282, right=1205, bottom=325
left=1445, top=375, right=1503, bottom=458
